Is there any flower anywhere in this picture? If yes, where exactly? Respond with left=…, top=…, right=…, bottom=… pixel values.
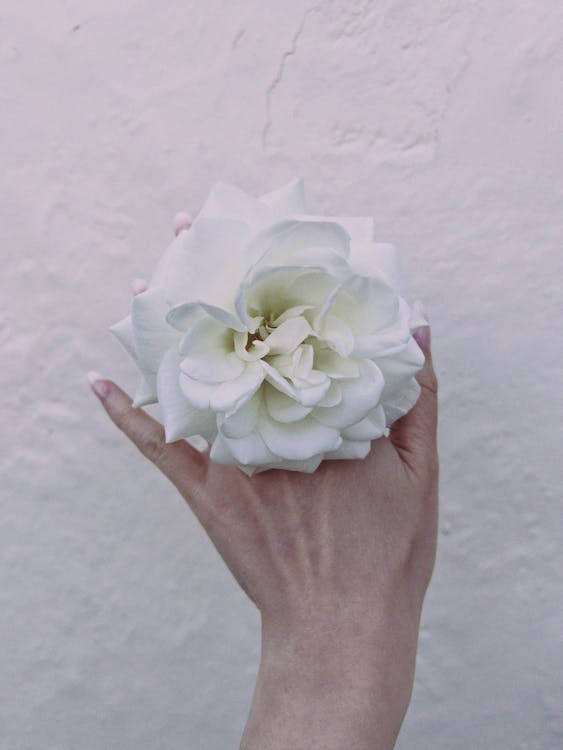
left=110, top=179, right=426, bottom=475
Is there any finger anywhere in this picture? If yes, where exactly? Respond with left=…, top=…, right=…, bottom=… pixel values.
left=87, top=372, right=209, bottom=516
left=389, top=306, right=438, bottom=472
left=173, top=211, right=192, bottom=236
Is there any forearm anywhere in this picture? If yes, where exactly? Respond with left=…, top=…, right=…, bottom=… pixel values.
left=239, top=600, right=420, bottom=750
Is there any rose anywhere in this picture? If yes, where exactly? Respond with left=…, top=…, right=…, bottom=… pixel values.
left=110, top=179, right=426, bottom=475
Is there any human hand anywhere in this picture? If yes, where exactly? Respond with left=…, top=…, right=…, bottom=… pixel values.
left=88, top=312, right=437, bottom=630
left=89, top=218, right=438, bottom=749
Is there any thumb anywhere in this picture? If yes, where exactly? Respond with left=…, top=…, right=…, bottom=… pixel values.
left=389, top=304, right=438, bottom=471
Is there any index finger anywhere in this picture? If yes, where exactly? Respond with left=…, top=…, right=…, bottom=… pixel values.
left=88, top=373, right=210, bottom=519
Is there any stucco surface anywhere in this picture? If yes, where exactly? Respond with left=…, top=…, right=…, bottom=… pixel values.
left=1, top=1, right=562, bottom=748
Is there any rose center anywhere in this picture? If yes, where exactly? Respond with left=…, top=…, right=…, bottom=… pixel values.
left=245, top=313, right=277, bottom=351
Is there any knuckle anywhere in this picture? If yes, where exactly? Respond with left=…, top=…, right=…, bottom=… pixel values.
left=421, top=372, right=439, bottom=396
left=140, top=432, right=167, bottom=465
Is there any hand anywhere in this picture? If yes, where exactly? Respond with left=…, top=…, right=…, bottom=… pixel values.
left=89, top=214, right=438, bottom=748
left=88, top=319, right=437, bottom=622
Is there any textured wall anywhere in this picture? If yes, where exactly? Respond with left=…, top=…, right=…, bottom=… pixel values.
left=1, top=1, right=562, bottom=748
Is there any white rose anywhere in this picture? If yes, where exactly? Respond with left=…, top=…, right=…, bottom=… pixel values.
left=110, top=179, right=426, bottom=475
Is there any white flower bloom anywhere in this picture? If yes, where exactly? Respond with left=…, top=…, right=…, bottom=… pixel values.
left=111, top=179, right=427, bottom=475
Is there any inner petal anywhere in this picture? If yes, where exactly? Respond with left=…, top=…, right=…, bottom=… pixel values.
left=263, top=316, right=312, bottom=355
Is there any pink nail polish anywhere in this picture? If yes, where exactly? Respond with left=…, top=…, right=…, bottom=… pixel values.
left=173, top=211, right=192, bottom=236
left=413, top=325, right=431, bottom=352
left=87, top=371, right=110, bottom=399
left=132, top=278, right=149, bottom=296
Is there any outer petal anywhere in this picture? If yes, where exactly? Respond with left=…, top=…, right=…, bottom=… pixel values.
left=376, top=337, right=425, bottom=401
left=258, top=413, right=342, bottom=460
left=329, top=275, right=399, bottom=336
left=156, top=217, right=252, bottom=310
left=353, top=298, right=413, bottom=358
left=210, top=430, right=281, bottom=467
left=157, top=348, right=217, bottom=442
left=245, top=220, right=351, bottom=275
left=133, top=374, right=158, bottom=408
left=382, top=378, right=421, bottom=426
left=260, top=178, right=306, bottom=217
left=110, top=315, right=137, bottom=360
left=258, top=455, right=325, bottom=474
left=198, top=181, right=276, bottom=233
left=324, top=439, right=372, bottom=461
left=131, top=287, right=181, bottom=398
left=294, top=214, right=374, bottom=242
left=341, top=404, right=387, bottom=441
left=348, top=241, right=408, bottom=297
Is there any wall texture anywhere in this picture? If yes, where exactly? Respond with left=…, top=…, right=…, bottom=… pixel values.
left=1, top=1, right=562, bottom=748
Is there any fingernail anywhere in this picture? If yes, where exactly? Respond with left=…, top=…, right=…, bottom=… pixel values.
left=132, top=278, right=149, bottom=296
left=412, top=300, right=431, bottom=352
left=173, top=211, right=192, bottom=236
left=87, top=371, right=110, bottom=399
left=413, top=325, right=431, bottom=351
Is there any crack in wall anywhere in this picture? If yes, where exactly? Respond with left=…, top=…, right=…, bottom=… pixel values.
left=261, top=5, right=320, bottom=150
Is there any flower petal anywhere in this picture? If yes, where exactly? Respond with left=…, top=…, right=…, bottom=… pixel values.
left=157, top=348, right=217, bottom=442
left=179, top=372, right=216, bottom=410
left=313, top=359, right=384, bottom=429
left=209, top=362, right=265, bottom=412
left=316, top=314, right=354, bottom=357
left=341, top=404, right=387, bottom=441
left=157, top=216, right=252, bottom=310
left=260, top=178, right=306, bottom=217
left=179, top=316, right=244, bottom=383
left=353, top=298, right=412, bottom=358
left=330, top=275, right=399, bottom=335
left=199, top=181, right=276, bottom=233
left=234, top=331, right=270, bottom=362
left=324, top=439, right=372, bottom=461
left=313, top=348, right=360, bottom=379
left=219, top=391, right=262, bottom=439
left=376, top=337, right=425, bottom=401
left=132, top=374, right=158, bottom=408
left=261, top=360, right=297, bottom=399
left=316, top=380, right=342, bottom=407
left=248, top=220, right=351, bottom=274
left=110, top=315, right=137, bottom=360
left=210, top=430, right=281, bottom=467
left=167, top=301, right=245, bottom=334
left=347, top=241, right=407, bottom=297
left=258, top=413, right=342, bottom=460
left=294, top=214, right=374, bottom=242
left=264, top=382, right=312, bottom=423
left=382, top=379, right=421, bottom=426
left=131, top=287, right=181, bottom=391
left=264, top=316, right=312, bottom=355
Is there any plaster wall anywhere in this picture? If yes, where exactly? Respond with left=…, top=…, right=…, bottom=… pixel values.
left=1, top=1, right=562, bottom=748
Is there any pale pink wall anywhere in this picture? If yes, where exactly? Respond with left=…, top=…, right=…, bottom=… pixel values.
left=1, top=1, right=562, bottom=747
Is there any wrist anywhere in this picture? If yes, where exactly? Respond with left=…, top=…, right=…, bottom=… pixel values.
left=240, top=595, right=420, bottom=750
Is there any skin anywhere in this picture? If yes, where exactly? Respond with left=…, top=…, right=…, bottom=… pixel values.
left=90, top=250, right=438, bottom=749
